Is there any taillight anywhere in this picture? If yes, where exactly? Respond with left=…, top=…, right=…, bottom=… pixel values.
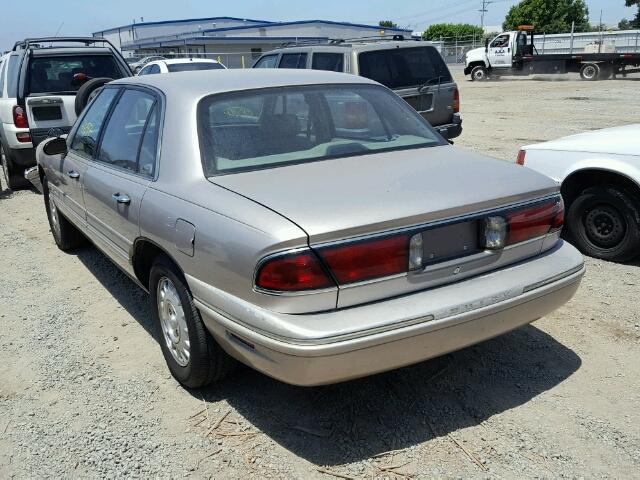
left=255, top=250, right=334, bottom=292
left=316, top=234, right=409, bottom=284
left=16, top=132, right=31, bottom=143
left=516, top=149, right=526, bottom=165
left=13, top=106, right=29, bottom=128
left=506, top=198, right=564, bottom=245
left=453, top=88, right=460, bottom=114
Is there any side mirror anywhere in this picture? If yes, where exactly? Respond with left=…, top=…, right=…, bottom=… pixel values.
left=43, top=137, right=68, bottom=156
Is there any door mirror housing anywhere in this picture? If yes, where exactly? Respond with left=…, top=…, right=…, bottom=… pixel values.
left=43, top=137, right=68, bottom=156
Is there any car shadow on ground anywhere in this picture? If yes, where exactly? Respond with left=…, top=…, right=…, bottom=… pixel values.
left=74, top=244, right=582, bottom=466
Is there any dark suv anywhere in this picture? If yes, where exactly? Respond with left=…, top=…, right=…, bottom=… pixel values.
left=253, top=39, right=462, bottom=140
left=0, top=37, right=131, bottom=189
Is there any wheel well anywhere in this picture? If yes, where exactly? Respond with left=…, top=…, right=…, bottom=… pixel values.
left=132, top=239, right=180, bottom=290
left=469, top=61, right=486, bottom=69
left=561, top=169, right=640, bottom=207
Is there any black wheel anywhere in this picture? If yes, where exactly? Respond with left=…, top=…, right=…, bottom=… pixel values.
left=566, top=186, right=640, bottom=262
left=600, top=65, right=613, bottom=80
left=471, top=65, right=489, bottom=81
left=42, top=175, right=86, bottom=251
left=1, top=144, right=29, bottom=190
left=580, top=63, right=600, bottom=81
left=74, top=77, right=113, bottom=116
left=149, top=256, right=235, bottom=388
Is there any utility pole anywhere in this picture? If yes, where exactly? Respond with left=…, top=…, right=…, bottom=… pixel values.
left=480, top=0, right=494, bottom=32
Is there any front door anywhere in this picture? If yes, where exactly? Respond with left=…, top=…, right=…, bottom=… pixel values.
left=487, top=33, right=513, bottom=69
left=82, top=87, right=160, bottom=263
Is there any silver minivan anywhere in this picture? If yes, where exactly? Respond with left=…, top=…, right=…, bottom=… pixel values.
left=253, top=40, right=462, bottom=139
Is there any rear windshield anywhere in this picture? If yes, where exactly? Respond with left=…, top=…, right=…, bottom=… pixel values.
left=198, top=84, right=443, bottom=175
left=28, top=55, right=121, bottom=94
left=358, top=46, right=452, bottom=89
left=167, top=62, right=224, bottom=73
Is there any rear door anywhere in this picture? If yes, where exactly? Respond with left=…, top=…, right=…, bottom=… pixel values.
left=22, top=53, right=124, bottom=146
left=82, top=87, right=160, bottom=263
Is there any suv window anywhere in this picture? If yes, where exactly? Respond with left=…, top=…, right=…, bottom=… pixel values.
left=97, top=89, right=157, bottom=174
left=167, top=62, right=224, bottom=72
left=0, top=59, right=6, bottom=98
left=279, top=53, right=307, bottom=69
left=71, top=88, right=119, bottom=157
left=253, top=55, right=277, bottom=68
left=29, top=55, right=120, bottom=94
left=5, top=54, right=19, bottom=98
left=358, top=46, right=452, bottom=89
left=312, top=53, right=344, bottom=72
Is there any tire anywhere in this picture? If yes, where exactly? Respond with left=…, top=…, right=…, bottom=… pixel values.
left=42, top=175, right=86, bottom=251
left=149, top=256, right=235, bottom=388
left=600, top=65, right=613, bottom=80
left=471, top=65, right=489, bottom=81
left=580, top=63, right=600, bottom=81
left=566, top=186, right=640, bottom=262
left=1, top=144, right=29, bottom=190
left=74, top=77, right=113, bottom=116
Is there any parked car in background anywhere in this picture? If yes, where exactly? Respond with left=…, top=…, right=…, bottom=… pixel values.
left=0, top=37, right=131, bottom=189
left=35, top=69, right=583, bottom=388
left=129, top=55, right=166, bottom=74
left=252, top=38, right=462, bottom=140
left=137, top=58, right=226, bottom=75
left=518, top=124, right=640, bottom=262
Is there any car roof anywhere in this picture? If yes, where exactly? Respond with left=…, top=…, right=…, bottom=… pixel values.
left=30, top=46, right=114, bottom=57
left=113, top=68, right=378, bottom=97
left=265, top=41, right=436, bottom=55
left=156, top=58, right=220, bottom=65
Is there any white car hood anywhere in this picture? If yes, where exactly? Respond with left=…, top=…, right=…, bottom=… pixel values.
left=525, top=124, right=640, bottom=157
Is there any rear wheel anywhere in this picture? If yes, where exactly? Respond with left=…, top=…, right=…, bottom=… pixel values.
left=42, top=176, right=86, bottom=251
left=580, top=63, right=600, bottom=81
left=471, top=65, right=489, bottom=81
left=1, top=144, right=28, bottom=190
left=566, top=186, right=640, bottom=262
left=149, top=256, right=235, bottom=388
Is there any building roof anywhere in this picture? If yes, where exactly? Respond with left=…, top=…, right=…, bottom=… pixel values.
left=93, top=16, right=273, bottom=35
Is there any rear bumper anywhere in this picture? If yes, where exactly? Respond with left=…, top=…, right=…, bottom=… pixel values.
left=3, top=143, right=35, bottom=169
left=193, top=241, right=584, bottom=386
left=433, top=113, right=462, bottom=139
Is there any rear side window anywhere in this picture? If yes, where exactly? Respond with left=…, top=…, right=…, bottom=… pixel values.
left=312, top=53, right=344, bottom=72
left=253, top=55, right=278, bottom=68
left=279, top=53, right=308, bottom=69
left=98, top=89, right=157, bottom=174
left=167, top=62, right=224, bottom=72
left=28, top=55, right=121, bottom=94
left=358, top=47, right=452, bottom=89
left=0, top=59, right=6, bottom=97
left=71, top=88, right=119, bottom=157
left=5, top=54, right=20, bottom=98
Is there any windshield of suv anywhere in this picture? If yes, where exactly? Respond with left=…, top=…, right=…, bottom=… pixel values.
left=198, top=84, right=443, bottom=175
left=167, top=62, right=224, bottom=73
left=358, top=46, right=452, bottom=90
left=28, top=55, right=120, bottom=94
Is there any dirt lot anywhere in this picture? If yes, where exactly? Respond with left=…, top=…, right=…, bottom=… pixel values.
left=1, top=72, right=640, bottom=479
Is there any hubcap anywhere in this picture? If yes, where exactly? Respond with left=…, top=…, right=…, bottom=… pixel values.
left=474, top=69, right=485, bottom=80
left=48, top=194, right=62, bottom=238
left=584, top=204, right=626, bottom=249
left=584, top=66, right=596, bottom=78
left=157, top=277, right=190, bottom=367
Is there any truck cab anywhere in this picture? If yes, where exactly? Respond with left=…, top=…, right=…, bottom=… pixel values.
left=465, top=28, right=533, bottom=80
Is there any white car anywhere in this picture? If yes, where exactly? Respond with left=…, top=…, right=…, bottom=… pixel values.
left=518, top=124, right=640, bottom=262
left=136, top=58, right=226, bottom=75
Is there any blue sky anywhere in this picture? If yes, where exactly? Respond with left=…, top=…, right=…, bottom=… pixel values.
left=1, top=0, right=636, bottom=51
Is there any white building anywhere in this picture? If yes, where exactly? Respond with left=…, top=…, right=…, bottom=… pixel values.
left=93, top=16, right=412, bottom=67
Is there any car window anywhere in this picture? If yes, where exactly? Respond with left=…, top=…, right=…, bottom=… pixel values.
left=253, top=55, right=278, bottom=68
left=312, top=53, right=344, bottom=72
left=358, top=47, right=452, bottom=89
left=70, top=88, right=119, bottom=158
left=137, top=104, right=160, bottom=177
left=167, top=62, right=224, bottom=72
left=138, top=65, right=153, bottom=75
left=28, top=55, right=121, bottom=94
left=198, top=84, right=443, bottom=175
left=490, top=34, right=510, bottom=48
left=149, top=64, right=161, bottom=74
left=279, top=53, right=308, bottom=69
left=5, top=54, right=19, bottom=98
left=0, top=59, right=5, bottom=98
left=97, top=89, right=156, bottom=173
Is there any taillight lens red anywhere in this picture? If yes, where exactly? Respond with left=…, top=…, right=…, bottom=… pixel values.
left=453, top=88, right=460, bottom=114
left=16, top=132, right=31, bottom=143
left=317, top=235, right=409, bottom=284
left=13, top=106, right=29, bottom=128
left=516, top=149, right=526, bottom=165
left=255, top=250, right=334, bottom=292
left=506, top=198, right=564, bottom=245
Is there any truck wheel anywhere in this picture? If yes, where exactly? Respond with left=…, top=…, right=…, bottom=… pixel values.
left=566, top=186, right=640, bottom=262
left=149, top=256, right=235, bottom=388
left=42, top=176, right=86, bottom=251
left=471, top=65, right=489, bottom=81
left=580, top=63, right=600, bottom=81
left=1, top=144, right=28, bottom=190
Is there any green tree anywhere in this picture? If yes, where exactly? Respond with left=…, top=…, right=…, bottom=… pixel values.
left=503, top=0, right=590, bottom=33
left=379, top=20, right=398, bottom=28
left=618, top=18, right=631, bottom=30
left=625, top=0, right=640, bottom=28
left=422, top=23, right=484, bottom=40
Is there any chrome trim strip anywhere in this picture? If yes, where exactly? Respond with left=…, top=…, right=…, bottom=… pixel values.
left=523, top=264, right=585, bottom=293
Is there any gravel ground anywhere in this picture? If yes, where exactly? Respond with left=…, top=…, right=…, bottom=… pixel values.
left=1, top=71, right=640, bottom=479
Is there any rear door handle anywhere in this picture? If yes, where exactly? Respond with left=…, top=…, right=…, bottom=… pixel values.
left=112, top=193, right=131, bottom=205
left=67, top=170, right=80, bottom=179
